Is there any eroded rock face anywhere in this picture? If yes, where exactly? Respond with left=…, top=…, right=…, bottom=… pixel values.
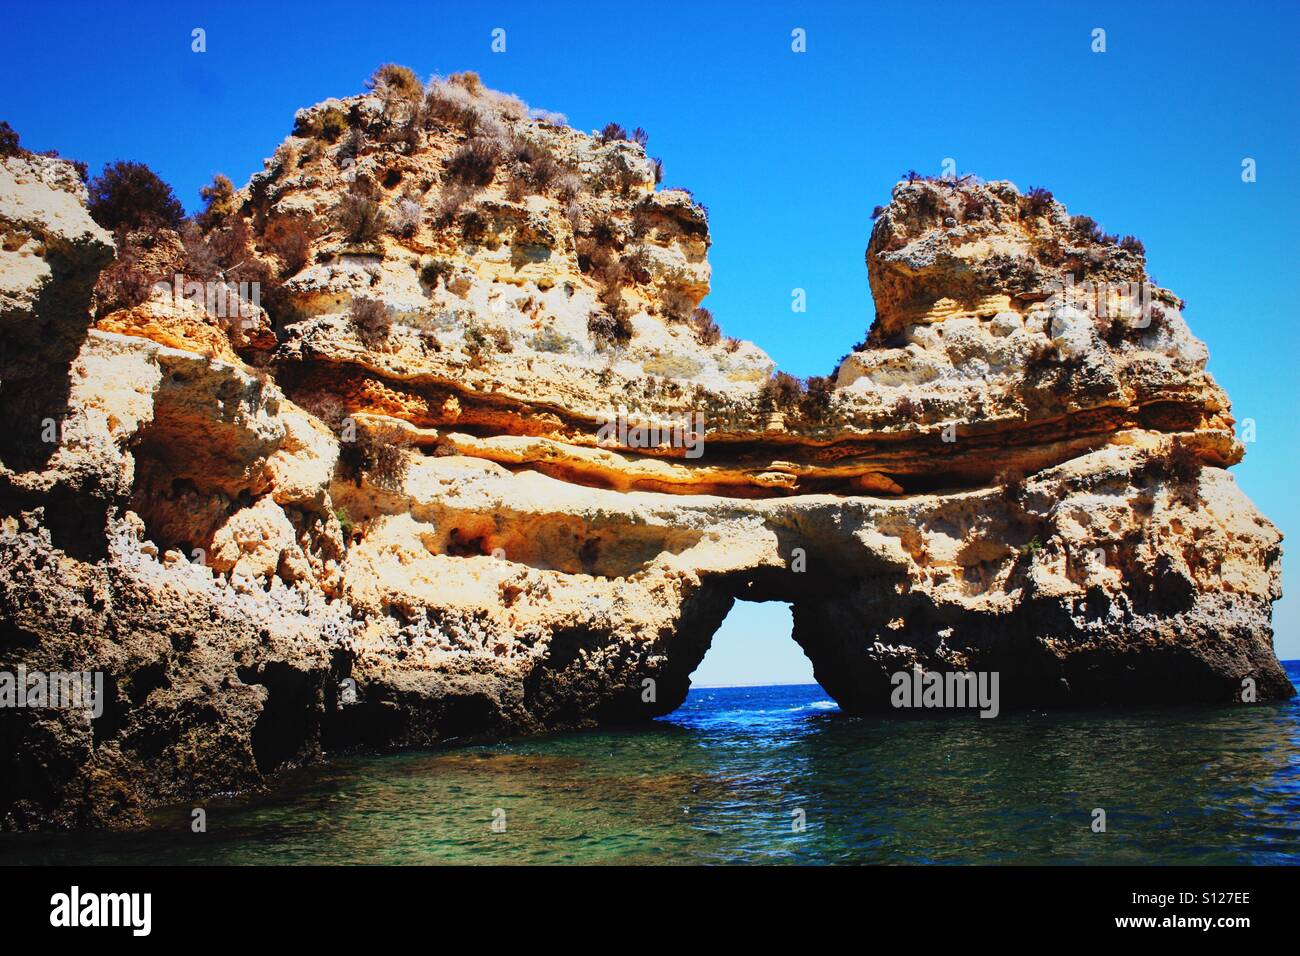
left=0, top=80, right=1289, bottom=829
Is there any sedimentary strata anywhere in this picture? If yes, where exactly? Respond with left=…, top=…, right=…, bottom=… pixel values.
left=0, top=74, right=1289, bottom=829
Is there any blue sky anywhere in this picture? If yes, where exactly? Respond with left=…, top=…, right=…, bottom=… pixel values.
left=2, top=0, right=1296, bottom=677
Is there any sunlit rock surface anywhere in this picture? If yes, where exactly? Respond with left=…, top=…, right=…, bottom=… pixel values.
left=0, top=78, right=1288, bottom=829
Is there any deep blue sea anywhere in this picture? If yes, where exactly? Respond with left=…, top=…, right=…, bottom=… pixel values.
left=4, top=663, right=1298, bottom=865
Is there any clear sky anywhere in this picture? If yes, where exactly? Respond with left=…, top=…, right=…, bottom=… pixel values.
left=3, top=0, right=1296, bottom=679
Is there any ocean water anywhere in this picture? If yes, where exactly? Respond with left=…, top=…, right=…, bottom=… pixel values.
left=4, top=663, right=1298, bottom=865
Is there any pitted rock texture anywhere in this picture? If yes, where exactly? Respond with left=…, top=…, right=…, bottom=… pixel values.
left=0, top=77, right=1290, bottom=829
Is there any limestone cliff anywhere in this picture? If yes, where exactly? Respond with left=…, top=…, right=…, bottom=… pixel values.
left=0, top=74, right=1290, bottom=829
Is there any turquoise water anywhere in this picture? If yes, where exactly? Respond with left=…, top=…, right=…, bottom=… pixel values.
left=4, top=664, right=1298, bottom=865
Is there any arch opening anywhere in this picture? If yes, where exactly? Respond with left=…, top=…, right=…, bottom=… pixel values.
left=656, top=599, right=827, bottom=721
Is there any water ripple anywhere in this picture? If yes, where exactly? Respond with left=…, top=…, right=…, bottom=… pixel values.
left=3, top=666, right=1297, bottom=865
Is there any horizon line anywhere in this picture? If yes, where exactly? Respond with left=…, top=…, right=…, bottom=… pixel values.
left=691, top=658, right=1300, bottom=690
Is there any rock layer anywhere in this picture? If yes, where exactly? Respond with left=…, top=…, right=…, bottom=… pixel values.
left=0, top=77, right=1290, bottom=829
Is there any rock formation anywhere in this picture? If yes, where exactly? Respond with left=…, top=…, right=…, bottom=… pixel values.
left=0, top=72, right=1290, bottom=829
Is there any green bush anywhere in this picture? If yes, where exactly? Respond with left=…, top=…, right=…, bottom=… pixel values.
left=0, top=120, right=20, bottom=157
left=87, top=160, right=185, bottom=231
left=598, top=122, right=628, bottom=144
left=588, top=308, right=633, bottom=349
left=1021, top=187, right=1054, bottom=218
left=196, top=173, right=237, bottom=232
left=339, top=426, right=410, bottom=489
left=513, top=138, right=563, bottom=192
left=367, top=63, right=423, bottom=114
left=334, top=506, right=354, bottom=539
left=892, top=396, right=921, bottom=421
left=266, top=217, right=317, bottom=275
left=801, top=375, right=833, bottom=423
left=529, top=326, right=574, bottom=353
left=1070, top=215, right=1105, bottom=243
left=1142, top=443, right=1202, bottom=484
left=420, top=258, right=454, bottom=288
left=758, top=371, right=804, bottom=412
left=295, top=106, right=349, bottom=142
left=351, top=296, right=390, bottom=340
left=446, top=140, right=499, bottom=187
left=1118, top=235, right=1145, bottom=256
left=337, top=190, right=388, bottom=244
left=690, top=306, right=720, bottom=346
